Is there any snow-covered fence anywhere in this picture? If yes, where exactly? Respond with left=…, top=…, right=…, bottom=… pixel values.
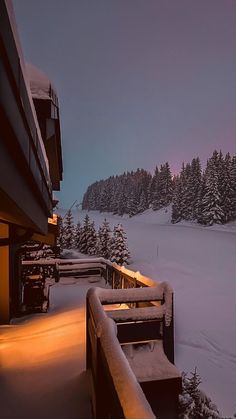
left=86, top=285, right=182, bottom=418
left=86, top=287, right=156, bottom=419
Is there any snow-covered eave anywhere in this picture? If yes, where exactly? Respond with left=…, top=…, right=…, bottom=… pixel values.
left=26, top=63, right=58, bottom=104
left=5, top=0, right=50, bottom=178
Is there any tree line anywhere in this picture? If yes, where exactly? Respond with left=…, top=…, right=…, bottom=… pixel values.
left=82, top=151, right=236, bottom=226
left=58, top=211, right=130, bottom=265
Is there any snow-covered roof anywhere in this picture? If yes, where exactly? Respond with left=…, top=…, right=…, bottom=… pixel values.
left=26, top=63, right=57, bottom=101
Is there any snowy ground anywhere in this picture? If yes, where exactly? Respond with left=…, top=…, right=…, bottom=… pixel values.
left=64, top=207, right=236, bottom=417
left=1, top=207, right=235, bottom=417
left=0, top=276, right=106, bottom=419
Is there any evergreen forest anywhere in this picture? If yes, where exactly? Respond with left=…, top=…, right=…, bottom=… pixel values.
left=82, top=151, right=236, bottom=226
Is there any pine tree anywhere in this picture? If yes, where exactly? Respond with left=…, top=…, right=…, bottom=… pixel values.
left=110, top=224, right=130, bottom=265
left=57, top=215, right=64, bottom=249
left=191, top=157, right=202, bottom=220
left=79, top=214, right=91, bottom=254
left=229, top=155, right=236, bottom=220
left=127, top=190, right=139, bottom=217
left=148, top=166, right=159, bottom=208
left=152, top=163, right=173, bottom=210
left=172, top=176, right=182, bottom=223
left=179, top=369, right=222, bottom=419
left=201, top=153, right=224, bottom=225
left=96, top=218, right=111, bottom=259
left=220, top=153, right=234, bottom=223
left=137, top=189, right=148, bottom=214
left=63, top=209, right=75, bottom=248
left=171, top=164, right=186, bottom=223
left=74, top=221, right=82, bottom=249
left=87, top=221, right=97, bottom=255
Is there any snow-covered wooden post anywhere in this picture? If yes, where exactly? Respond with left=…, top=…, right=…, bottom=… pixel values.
left=163, top=293, right=175, bottom=364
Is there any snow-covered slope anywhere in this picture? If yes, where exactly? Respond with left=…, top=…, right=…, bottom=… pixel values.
left=63, top=207, right=236, bottom=417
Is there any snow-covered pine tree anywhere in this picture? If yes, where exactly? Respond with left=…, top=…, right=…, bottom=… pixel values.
left=191, top=157, right=202, bottom=220
left=137, top=169, right=150, bottom=213
left=127, top=190, right=139, bottom=217
left=152, top=167, right=161, bottom=210
left=162, top=162, right=173, bottom=207
left=201, top=152, right=224, bottom=225
left=110, top=224, right=130, bottom=265
left=220, top=152, right=233, bottom=223
left=171, top=163, right=187, bottom=223
left=152, top=163, right=173, bottom=210
left=63, top=209, right=75, bottom=248
left=148, top=166, right=159, bottom=208
left=74, top=221, right=82, bottom=249
left=57, top=215, right=64, bottom=249
left=79, top=214, right=91, bottom=254
left=96, top=218, right=111, bottom=259
left=137, top=189, right=148, bottom=214
left=179, top=369, right=222, bottom=419
left=180, top=162, right=192, bottom=220
left=87, top=221, right=97, bottom=255
left=229, top=154, right=236, bottom=220
left=171, top=177, right=182, bottom=223
left=196, top=173, right=207, bottom=224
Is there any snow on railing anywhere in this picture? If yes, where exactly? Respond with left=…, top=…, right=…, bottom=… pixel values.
left=86, top=288, right=156, bottom=419
left=94, top=284, right=173, bottom=327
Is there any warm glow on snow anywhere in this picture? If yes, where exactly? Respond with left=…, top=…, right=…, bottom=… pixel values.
left=0, top=277, right=99, bottom=419
left=1, top=307, right=85, bottom=370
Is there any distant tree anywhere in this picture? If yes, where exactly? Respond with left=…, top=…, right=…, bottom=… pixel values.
left=220, top=153, right=234, bottom=223
left=96, top=218, right=112, bottom=259
left=87, top=221, right=97, bottom=255
left=57, top=215, right=64, bottom=249
left=148, top=166, right=159, bottom=208
left=171, top=175, right=183, bottom=223
left=152, top=162, right=173, bottom=210
left=127, top=190, right=139, bottom=217
left=79, top=214, right=91, bottom=254
left=138, top=189, right=148, bottom=214
left=200, top=152, right=224, bottom=225
left=63, top=209, right=75, bottom=248
left=110, top=224, right=130, bottom=265
left=171, top=164, right=187, bottom=223
left=191, top=157, right=202, bottom=220
left=74, top=221, right=82, bottom=250
left=229, top=155, right=236, bottom=220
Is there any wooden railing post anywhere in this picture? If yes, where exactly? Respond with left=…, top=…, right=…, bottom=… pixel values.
left=163, top=294, right=174, bottom=363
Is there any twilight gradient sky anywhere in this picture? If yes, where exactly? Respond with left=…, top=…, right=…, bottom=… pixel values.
left=13, top=0, right=236, bottom=208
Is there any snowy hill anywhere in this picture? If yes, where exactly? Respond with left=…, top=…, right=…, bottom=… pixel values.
left=59, top=206, right=236, bottom=417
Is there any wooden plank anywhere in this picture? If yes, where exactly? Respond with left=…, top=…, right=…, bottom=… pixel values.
left=117, top=320, right=162, bottom=344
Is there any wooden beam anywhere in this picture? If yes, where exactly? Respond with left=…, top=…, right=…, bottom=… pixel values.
left=0, top=223, right=10, bottom=323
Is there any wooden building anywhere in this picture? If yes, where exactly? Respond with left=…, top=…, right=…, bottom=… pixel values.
left=0, top=0, right=63, bottom=323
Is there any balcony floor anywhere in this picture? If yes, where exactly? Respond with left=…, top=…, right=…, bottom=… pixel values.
left=0, top=276, right=106, bottom=419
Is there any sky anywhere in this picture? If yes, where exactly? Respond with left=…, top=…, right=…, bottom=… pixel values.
left=13, top=0, right=236, bottom=208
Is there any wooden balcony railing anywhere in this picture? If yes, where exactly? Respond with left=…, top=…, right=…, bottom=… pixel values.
left=22, top=257, right=182, bottom=418
left=84, top=258, right=181, bottom=418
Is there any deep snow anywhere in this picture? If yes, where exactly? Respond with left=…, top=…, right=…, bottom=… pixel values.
left=0, top=276, right=106, bottom=419
left=65, top=207, right=236, bottom=417
left=1, top=207, right=236, bottom=417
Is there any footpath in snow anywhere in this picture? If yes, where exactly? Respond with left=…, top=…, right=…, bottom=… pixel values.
left=0, top=276, right=106, bottom=419
left=64, top=207, right=236, bottom=418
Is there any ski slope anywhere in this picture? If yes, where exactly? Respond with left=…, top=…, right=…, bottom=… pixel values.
left=68, top=207, right=236, bottom=417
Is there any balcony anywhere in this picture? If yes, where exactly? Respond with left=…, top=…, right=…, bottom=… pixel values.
left=3, top=257, right=182, bottom=419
